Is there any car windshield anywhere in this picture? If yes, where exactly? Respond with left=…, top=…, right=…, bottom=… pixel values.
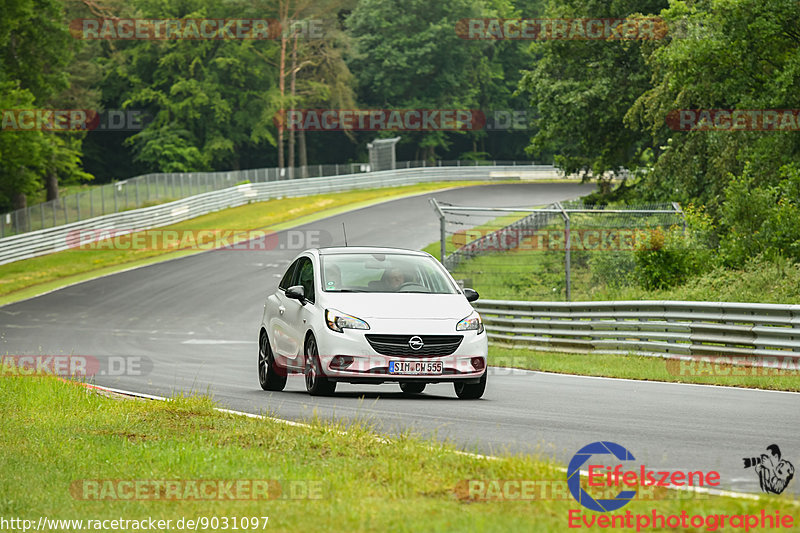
left=321, top=253, right=458, bottom=294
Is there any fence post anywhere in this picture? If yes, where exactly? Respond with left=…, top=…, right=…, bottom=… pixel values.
left=672, top=202, right=686, bottom=236
left=565, top=217, right=571, bottom=302
left=63, top=197, right=68, bottom=224
left=430, top=198, right=447, bottom=264
left=89, top=189, right=93, bottom=218
left=40, top=203, right=45, bottom=230
left=557, top=202, right=571, bottom=302
left=101, top=184, right=106, bottom=215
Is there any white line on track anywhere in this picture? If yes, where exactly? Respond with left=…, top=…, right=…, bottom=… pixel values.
left=492, top=366, right=800, bottom=395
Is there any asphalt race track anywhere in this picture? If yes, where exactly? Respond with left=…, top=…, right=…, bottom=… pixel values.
left=2, top=182, right=798, bottom=495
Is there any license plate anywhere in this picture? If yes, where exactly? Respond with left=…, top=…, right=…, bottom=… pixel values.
left=389, top=361, right=443, bottom=375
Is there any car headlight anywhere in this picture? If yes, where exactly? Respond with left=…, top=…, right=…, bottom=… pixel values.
left=325, top=309, right=370, bottom=333
left=456, top=312, right=484, bottom=333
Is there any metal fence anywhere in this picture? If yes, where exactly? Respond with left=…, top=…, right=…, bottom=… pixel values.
left=432, top=200, right=685, bottom=302
left=0, top=164, right=559, bottom=266
left=474, top=299, right=800, bottom=362
left=0, top=160, right=552, bottom=238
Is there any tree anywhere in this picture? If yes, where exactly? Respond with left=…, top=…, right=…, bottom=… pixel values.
left=115, top=0, right=281, bottom=173
left=0, top=0, right=89, bottom=209
left=0, top=85, right=50, bottom=212
left=346, top=0, right=494, bottom=160
left=518, top=0, right=668, bottom=194
left=627, top=0, right=800, bottom=212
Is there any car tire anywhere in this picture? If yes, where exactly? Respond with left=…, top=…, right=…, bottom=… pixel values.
left=454, top=371, right=486, bottom=399
left=304, top=334, right=336, bottom=396
left=258, top=332, right=287, bottom=391
left=399, top=382, right=426, bottom=394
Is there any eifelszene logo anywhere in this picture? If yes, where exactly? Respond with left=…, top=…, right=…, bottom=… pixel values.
left=567, top=441, right=721, bottom=512
left=743, top=444, right=794, bottom=494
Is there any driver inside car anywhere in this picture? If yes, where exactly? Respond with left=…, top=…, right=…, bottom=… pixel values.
left=383, top=268, right=407, bottom=291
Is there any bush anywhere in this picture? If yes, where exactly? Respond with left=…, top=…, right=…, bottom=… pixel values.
left=589, top=252, right=636, bottom=288
left=662, top=254, right=800, bottom=303
left=633, top=206, right=718, bottom=290
left=720, top=164, right=800, bottom=267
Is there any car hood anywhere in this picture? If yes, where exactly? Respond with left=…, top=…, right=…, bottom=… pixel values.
left=320, top=293, right=474, bottom=320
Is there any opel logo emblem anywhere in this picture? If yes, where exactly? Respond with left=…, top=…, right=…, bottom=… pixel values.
left=408, top=336, right=424, bottom=350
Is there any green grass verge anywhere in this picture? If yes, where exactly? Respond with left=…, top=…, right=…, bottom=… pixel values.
left=422, top=210, right=534, bottom=261
left=585, top=257, right=800, bottom=305
left=428, top=244, right=574, bottom=300
left=490, top=346, right=800, bottom=392
left=2, top=376, right=797, bottom=532
left=0, top=181, right=508, bottom=307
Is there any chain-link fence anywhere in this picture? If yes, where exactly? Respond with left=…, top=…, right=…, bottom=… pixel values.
left=0, top=159, right=547, bottom=238
left=431, top=199, right=685, bottom=301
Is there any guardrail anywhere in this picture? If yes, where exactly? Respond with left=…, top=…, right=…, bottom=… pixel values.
left=474, top=299, right=800, bottom=361
left=0, top=159, right=553, bottom=238
left=0, top=164, right=559, bottom=266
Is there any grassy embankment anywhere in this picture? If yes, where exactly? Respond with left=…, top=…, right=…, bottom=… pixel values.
left=1, top=376, right=797, bottom=532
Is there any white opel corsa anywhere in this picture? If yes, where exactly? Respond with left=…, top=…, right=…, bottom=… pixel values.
left=258, top=247, right=488, bottom=398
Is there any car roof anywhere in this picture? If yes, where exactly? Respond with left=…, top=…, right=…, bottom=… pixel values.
left=316, top=246, right=429, bottom=256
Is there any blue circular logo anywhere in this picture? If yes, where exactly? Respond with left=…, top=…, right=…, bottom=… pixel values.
left=567, top=441, right=637, bottom=512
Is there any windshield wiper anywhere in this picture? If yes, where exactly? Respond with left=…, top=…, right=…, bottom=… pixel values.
left=332, top=289, right=367, bottom=293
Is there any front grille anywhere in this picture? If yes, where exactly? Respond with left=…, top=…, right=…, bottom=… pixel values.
left=365, top=334, right=463, bottom=357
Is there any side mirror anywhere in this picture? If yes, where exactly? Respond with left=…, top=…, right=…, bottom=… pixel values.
left=285, top=285, right=306, bottom=303
left=464, top=288, right=479, bottom=302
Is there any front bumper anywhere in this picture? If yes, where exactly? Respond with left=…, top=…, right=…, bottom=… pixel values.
left=314, top=319, right=488, bottom=384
